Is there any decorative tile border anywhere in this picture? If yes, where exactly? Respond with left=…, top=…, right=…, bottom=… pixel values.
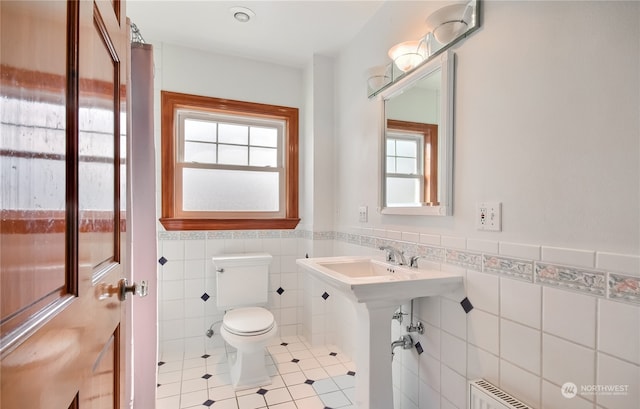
left=346, top=233, right=360, bottom=245
left=313, top=231, right=334, bottom=240
left=206, top=231, right=232, bottom=239
left=360, top=235, right=377, bottom=248
left=156, top=228, right=639, bottom=306
left=608, top=273, right=640, bottom=304
left=415, top=245, right=445, bottom=263
left=483, top=255, right=533, bottom=282
left=535, top=262, right=606, bottom=296
left=445, top=249, right=482, bottom=271
left=158, top=231, right=180, bottom=240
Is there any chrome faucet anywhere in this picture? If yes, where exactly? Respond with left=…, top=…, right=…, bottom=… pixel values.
left=379, top=245, right=407, bottom=265
left=409, top=255, right=426, bottom=268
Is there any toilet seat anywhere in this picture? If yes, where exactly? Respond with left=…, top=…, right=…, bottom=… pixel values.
left=223, top=307, right=275, bottom=336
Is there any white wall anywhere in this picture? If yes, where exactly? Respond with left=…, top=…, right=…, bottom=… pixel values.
left=332, top=1, right=640, bottom=409
left=336, top=1, right=639, bottom=254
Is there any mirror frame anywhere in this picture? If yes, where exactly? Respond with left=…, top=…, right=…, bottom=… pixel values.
left=379, top=50, right=454, bottom=216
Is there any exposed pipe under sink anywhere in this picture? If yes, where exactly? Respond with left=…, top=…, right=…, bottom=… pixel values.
left=391, top=334, right=413, bottom=361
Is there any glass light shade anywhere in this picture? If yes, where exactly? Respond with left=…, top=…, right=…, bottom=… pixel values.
left=388, top=41, right=425, bottom=72
left=433, top=21, right=468, bottom=44
left=366, top=64, right=392, bottom=95
left=426, top=2, right=473, bottom=44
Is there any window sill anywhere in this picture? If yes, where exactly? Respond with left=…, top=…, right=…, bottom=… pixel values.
left=159, top=217, right=301, bottom=231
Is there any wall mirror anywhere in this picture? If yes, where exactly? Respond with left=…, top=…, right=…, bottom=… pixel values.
left=379, top=51, right=453, bottom=216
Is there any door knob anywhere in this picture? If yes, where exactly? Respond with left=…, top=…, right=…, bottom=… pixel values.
left=99, top=278, right=148, bottom=301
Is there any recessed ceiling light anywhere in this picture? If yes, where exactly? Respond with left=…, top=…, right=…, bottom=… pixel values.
left=230, top=6, right=255, bottom=23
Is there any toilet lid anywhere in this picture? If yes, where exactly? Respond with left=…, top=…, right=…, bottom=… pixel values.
left=223, top=307, right=275, bottom=336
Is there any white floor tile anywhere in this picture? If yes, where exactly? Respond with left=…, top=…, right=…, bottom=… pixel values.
left=181, top=378, right=208, bottom=393
left=312, top=378, right=339, bottom=394
left=292, top=395, right=325, bottom=409
left=282, top=371, right=307, bottom=386
left=264, top=387, right=293, bottom=406
left=333, top=374, right=356, bottom=389
left=237, top=393, right=267, bottom=409
left=179, top=390, right=208, bottom=408
left=156, top=395, right=180, bottom=409
left=208, top=384, right=236, bottom=401
left=287, top=383, right=317, bottom=400
left=212, top=398, right=240, bottom=409
left=268, top=402, right=297, bottom=409
left=302, top=367, right=330, bottom=380
left=323, top=363, right=348, bottom=377
left=319, top=390, right=351, bottom=408
left=157, top=382, right=181, bottom=399
left=158, top=371, right=182, bottom=385
left=157, top=336, right=357, bottom=409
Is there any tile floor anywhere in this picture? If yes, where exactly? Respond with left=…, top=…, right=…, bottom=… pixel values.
left=157, top=336, right=358, bottom=409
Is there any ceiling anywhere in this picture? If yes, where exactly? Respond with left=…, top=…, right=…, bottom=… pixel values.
left=126, top=0, right=385, bottom=68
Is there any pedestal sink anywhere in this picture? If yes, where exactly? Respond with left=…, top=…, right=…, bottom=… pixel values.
left=297, top=256, right=462, bottom=409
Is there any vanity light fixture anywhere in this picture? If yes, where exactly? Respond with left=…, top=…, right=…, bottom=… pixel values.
left=388, top=37, right=429, bottom=72
left=425, top=2, right=474, bottom=44
left=366, top=65, right=392, bottom=95
left=230, top=6, right=255, bottom=23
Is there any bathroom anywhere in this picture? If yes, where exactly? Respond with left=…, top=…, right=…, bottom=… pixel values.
left=132, top=1, right=639, bottom=409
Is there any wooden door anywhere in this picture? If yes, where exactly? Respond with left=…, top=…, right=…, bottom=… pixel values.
left=1, top=0, right=131, bottom=408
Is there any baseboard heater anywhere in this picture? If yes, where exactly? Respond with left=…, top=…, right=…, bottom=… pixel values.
left=469, top=379, right=533, bottom=409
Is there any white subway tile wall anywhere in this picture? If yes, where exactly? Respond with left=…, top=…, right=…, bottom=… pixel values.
left=157, top=228, right=640, bottom=409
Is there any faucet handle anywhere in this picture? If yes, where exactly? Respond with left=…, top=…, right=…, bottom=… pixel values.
left=379, top=246, right=394, bottom=262
left=409, top=255, right=425, bottom=268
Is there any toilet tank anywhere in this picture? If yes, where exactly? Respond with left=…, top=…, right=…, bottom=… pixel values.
left=212, top=253, right=272, bottom=309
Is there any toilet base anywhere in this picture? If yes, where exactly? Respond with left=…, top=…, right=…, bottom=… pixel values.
left=228, top=349, right=272, bottom=390
left=220, top=320, right=278, bottom=390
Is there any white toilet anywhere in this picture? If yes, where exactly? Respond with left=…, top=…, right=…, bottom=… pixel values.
left=212, top=253, right=277, bottom=389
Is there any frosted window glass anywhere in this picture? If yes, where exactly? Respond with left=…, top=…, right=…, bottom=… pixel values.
left=387, top=157, right=396, bottom=173
left=250, top=147, right=277, bottom=167
left=183, top=168, right=279, bottom=211
left=184, top=141, right=216, bottom=163
left=386, top=139, right=396, bottom=155
left=387, top=177, right=420, bottom=206
left=218, top=144, right=247, bottom=165
left=397, top=158, right=417, bottom=174
left=396, top=139, right=417, bottom=157
left=218, top=123, right=248, bottom=145
left=251, top=127, right=277, bottom=147
left=185, top=119, right=216, bottom=143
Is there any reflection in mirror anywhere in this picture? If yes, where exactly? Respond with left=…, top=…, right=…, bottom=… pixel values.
left=380, top=51, right=453, bottom=216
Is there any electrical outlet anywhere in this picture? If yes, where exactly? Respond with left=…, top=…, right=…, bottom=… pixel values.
left=476, top=202, right=501, bottom=231
left=358, top=206, right=368, bottom=223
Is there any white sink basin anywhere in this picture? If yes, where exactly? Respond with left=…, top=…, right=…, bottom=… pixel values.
left=297, top=255, right=463, bottom=409
left=297, top=256, right=462, bottom=304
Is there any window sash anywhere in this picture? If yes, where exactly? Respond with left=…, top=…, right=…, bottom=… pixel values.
left=386, top=133, right=424, bottom=177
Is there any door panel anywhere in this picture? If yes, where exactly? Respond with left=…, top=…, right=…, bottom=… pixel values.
left=0, top=0, right=69, bottom=341
left=1, top=0, right=129, bottom=408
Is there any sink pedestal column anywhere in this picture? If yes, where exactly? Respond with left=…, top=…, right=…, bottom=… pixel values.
left=354, top=302, right=399, bottom=409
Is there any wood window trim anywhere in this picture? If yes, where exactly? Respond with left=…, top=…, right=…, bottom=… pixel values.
left=387, top=119, right=439, bottom=204
left=160, top=91, right=300, bottom=231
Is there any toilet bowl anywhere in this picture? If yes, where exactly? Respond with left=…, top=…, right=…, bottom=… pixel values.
left=220, top=307, right=278, bottom=388
left=212, top=253, right=277, bottom=389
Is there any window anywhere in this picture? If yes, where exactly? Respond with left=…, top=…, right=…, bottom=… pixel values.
left=160, top=91, right=299, bottom=230
left=386, top=119, right=438, bottom=206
